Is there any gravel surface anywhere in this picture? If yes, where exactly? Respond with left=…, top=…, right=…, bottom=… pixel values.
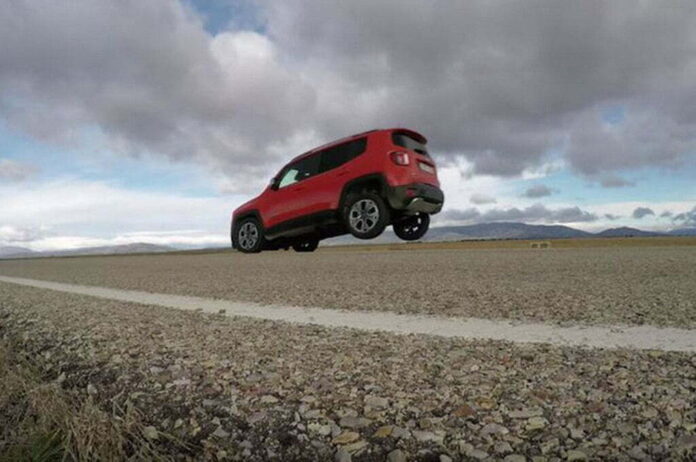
left=3, top=275, right=696, bottom=353
left=2, top=282, right=696, bottom=461
left=1, top=246, right=696, bottom=327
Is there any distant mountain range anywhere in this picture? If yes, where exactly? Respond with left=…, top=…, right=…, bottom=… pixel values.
left=425, top=223, right=696, bottom=241
left=327, top=222, right=696, bottom=245
left=1, top=224, right=694, bottom=259
left=0, top=243, right=173, bottom=259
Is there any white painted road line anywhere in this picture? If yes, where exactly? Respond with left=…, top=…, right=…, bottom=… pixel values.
left=1, top=275, right=695, bottom=353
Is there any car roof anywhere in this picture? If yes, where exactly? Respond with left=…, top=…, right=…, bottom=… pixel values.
left=287, top=128, right=426, bottom=164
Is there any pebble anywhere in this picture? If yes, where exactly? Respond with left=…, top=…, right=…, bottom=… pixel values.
left=387, top=449, right=406, bottom=462
left=526, top=417, right=548, bottom=431
left=504, top=456, right=526, bottom=462
left=332, top=432, right=360, bottom=445
left=142, top=426, right=158, bottom=441
left=566, top=449, right=587, bottom=461
left=339, top=416, right=372, bottom=429
left=365, top=395, right=389, bottom=409
left=335, top=448, right=351, bottom=462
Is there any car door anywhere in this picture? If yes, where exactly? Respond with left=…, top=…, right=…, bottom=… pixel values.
left=315, top=137, right=368, bottom=210
left=264, top=153, right=320, bottom=229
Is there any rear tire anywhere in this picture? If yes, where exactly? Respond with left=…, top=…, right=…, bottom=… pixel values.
left=292, top=239, right=319, bottom=252
left=343, top=191, right=390, bottom=239
left=393, top=213, right=430, bottom=241
left=234, top=218, right=265, bottom=253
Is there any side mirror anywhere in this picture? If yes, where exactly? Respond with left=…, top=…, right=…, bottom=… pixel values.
left=270, top=177, right=280, bottom=190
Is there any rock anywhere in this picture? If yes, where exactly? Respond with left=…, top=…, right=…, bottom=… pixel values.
left=504, top=455, right=526, bottom=462
left=452, top=404, right=476, bottom=417
left=509, top=408, right=543, bottom=419
left=248, top=411, right=266, bottom=424
left=212, top=426, right=229, bottom=439
left=391, top=426, right=411, bottom=440
left=525, top=417, right=548, bottom=431
left=440, top=455, right=453, bottom=462
left=340, top=416, right=372, bottom=429
left=86, top=383, right=97, bottom=395
left=332, top=432, right=360, bottom=445
left=142, top=426, right=158, bottom=441
left=260, top=395, right=279, bottom=404
left=476, top=397, right=496, bottom=410
left=495, top=442, right=513, bottom=454
left=373, top=425, right=393, bottom=438
left=419, top=417, right=433, bottom=429
left=468, top=448, right=489, bottom=460
left=364, top=395, right=389, bottom=409
left=413, top=430, right=443, bottom=444
left=676, top=434, right=696, bottom=451
left=566, top=450, right=587, bottom=461
left=481, top=422, right=509, bottom=436
left=387, top=449, right=407, bottom=462
left=343, top=440, right=368, bottom=453
left=308, top=422, right=332, bottom=436
left=335, top=448, right=351, bottom=462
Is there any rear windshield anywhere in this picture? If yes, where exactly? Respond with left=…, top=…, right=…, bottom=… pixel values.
left=392, top=133, right=428, bottom=156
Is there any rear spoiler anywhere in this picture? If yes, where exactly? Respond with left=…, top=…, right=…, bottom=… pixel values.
left=391, top=128, right=427, bottom=144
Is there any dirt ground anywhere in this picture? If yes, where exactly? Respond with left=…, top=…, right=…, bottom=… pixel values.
left=1, top=282, right=695, bottom=461
left=1, top=245, right=695, bottom=328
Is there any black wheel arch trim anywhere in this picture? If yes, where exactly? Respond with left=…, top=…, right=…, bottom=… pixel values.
left=338, top=173, right=388, bottom=211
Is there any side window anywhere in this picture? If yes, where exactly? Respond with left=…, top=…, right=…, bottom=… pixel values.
left=277, top=154, right=319, bottom=188
left=318, top=138, right=367, bottom=174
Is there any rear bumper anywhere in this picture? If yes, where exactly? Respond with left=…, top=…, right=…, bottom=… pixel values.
left=386, top=183, right=444, bottom=214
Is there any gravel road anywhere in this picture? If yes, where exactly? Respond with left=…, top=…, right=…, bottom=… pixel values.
left=1, top=282, right=695, bottom=461
left=1, top=246, right=695, bottom=327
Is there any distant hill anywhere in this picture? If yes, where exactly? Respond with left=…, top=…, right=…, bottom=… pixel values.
left=668, top=228, right=696, bottom=236
left=0, top=243, right=173, bottom=259
left=426, top=222, right=593, bottom=240
left=0, top=246, right=34, bottom=258
left=596, top=227, right=665, bottom=238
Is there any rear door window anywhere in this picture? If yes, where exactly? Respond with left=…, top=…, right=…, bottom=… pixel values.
left=277, top=154, right=319, bottom=188
left=392, top=132, right=428, bottom=156
left=318, top=138, right=367, bottom=173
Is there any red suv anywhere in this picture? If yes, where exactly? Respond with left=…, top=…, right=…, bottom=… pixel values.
left=231, top=128, right=444, bottom=253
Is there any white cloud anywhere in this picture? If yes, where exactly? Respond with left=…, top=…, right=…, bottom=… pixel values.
left=0, top=179, right=245, bottom=250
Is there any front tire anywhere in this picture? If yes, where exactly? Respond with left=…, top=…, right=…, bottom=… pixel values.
left=393, top=213, right=430, bottom=241
left=292, top=239, right=319, bottom=252
left=234, top=218, right=265, bottom=253
left=343, top=191, right=390, bottom=239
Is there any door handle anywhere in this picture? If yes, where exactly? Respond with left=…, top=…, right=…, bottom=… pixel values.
left=336, top=170, right=350, bottom=177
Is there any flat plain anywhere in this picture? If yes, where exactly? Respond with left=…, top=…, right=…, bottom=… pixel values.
left=1, top=240, right=696, bottom=460
left=1, top=242, right=695, bottom=327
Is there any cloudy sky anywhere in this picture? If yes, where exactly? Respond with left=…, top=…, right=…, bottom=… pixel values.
left=1, top=0, right=695, bottom=250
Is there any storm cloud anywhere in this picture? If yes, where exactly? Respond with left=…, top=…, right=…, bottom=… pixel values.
left=632, top=207, right=655, bottom=219
left=1, top=1, right=696, bottom=190
left=523, top=184, right=553, bottom=198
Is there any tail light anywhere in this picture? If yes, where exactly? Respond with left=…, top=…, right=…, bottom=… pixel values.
left=390, top=151, right=410, bottom=166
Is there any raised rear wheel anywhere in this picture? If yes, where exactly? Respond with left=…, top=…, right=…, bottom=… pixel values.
left=343, top=191, right=390, bottom=239
left=292, top=239, right=319, bottom=252
left=393, top=213, right=430, bottom=241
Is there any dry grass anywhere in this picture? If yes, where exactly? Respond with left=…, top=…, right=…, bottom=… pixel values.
left=0, top=341, right=166, bottom=462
